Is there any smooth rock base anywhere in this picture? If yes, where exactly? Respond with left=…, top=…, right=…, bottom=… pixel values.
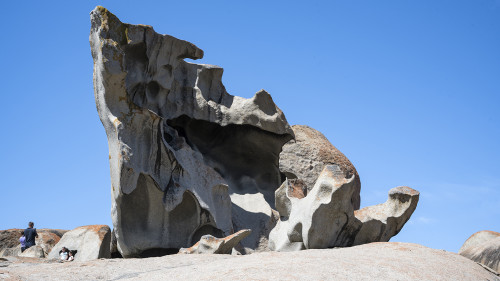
left=1, top=243, right=498, bottom=281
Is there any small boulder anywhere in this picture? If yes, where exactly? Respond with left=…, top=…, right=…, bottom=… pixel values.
left=459, top=230, right=500, bottom=274
left=48, top=225, right=111, bottom=261
left=180, top=229, right=252, bottom=254
left=19, top=245, right=45, bottom=258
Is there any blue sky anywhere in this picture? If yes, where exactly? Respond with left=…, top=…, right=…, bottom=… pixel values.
left=1, top=1, right=498, bottom=253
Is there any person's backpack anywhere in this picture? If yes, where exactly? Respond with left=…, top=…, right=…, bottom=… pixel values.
left=70, top=250, right=77, bottom=256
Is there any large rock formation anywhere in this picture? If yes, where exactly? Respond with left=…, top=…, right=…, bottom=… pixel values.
left=47, top=225, right=111, bottom=262
left=90, top=6, right=293, bottom=257
left=459, top=230, right=500, bottom=274
left=269, top=165, right=419, bottom=251
left=279, top=125, right=361, bottom=209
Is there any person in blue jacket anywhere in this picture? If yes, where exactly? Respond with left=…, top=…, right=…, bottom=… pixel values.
left=23, top=221, right=38, bottom=249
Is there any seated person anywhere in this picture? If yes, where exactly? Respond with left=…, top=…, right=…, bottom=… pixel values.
left=67, top=251, right=74, bottom=261
left=59, top=247, right=69, bottom=260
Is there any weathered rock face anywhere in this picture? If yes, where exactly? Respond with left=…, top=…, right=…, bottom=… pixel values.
left=48, top=225, right=111, bottom=262
left=269, top=165, right=419, bottom=251
left=459, top=230, right=500, bottom=274
left=0, top=230, right=23, bottom=253
left=36, top=230, right=66, bottom=257
left=90, top=6, right=293, bottom=257
left=279, top=125, right=361, bottom=210
left=180, top=229, right=251, bottom=254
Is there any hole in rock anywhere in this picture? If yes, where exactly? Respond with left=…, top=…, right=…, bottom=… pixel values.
left=146, top=81, right=160, bottom=100
left=167, top=115, right=292, bottom=207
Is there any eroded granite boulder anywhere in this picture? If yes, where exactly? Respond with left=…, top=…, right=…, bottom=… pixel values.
left=459, top=230, right=500, bottom=274
left=90, top=6, right=293, bottom=257
left=269, top=165, right=419, bottom=251
left=179, top=229, right=251, bottom=254
left=279, top=125, right=361, bottom=210
left=48, top=225, right=111, bottom=261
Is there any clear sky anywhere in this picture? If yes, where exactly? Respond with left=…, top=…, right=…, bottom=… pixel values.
left=1, top=1, right=498, bottom=253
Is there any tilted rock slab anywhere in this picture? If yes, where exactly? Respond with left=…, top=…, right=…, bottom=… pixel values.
left=48, top=225, right=111, bottom=262
left=179, top=229, right=251, bottom=254
left=269, top=165, right=419, bottom=251
left=459, top=230, right=500, bottom=274
left=279, top=125, right=361, bottom=210
left=90, top=6, right=293, bottom=257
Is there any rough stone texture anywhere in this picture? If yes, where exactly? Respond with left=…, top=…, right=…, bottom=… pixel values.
left=47, top=225, right=111, bottom=262
left=459, top=230, right=500, bottom=274
left=19, top=246, right=44, bottom=258
left=0, top=229, right=66, bottom=258
left=279, top=125, right=361, bottom=209
left=0, top=245, right=21, bottom=257
left=90, top=6, right=293, bottom=257
left=180, top=229, right=251, bottom=254
left=2, top=243, right=498, bottom=281
left=269, top=165, right=419, bottom=251
left=36, top=231, right=65, bottom=257
left=0, top=230, right=23, bottom=252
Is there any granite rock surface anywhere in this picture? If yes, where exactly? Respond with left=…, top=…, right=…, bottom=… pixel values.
left=1, top=242, right=497, bottom=281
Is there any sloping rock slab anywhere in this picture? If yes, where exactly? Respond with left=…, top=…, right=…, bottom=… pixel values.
left=2, top=243, right=498, bottom=280
left=47, top=225, right=111, bottom=261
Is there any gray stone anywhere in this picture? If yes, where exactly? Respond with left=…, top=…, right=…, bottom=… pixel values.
left=459, top=230, right=500, bottom=274
left=47, top=225, right=111, bottom=262
left=90, top=6, right=293, bottom=257
left=179, top=229, right=251, bottom=254
left=269, top=165, right=419, bottom=251
left=279, top=125, right=361, bottom=210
